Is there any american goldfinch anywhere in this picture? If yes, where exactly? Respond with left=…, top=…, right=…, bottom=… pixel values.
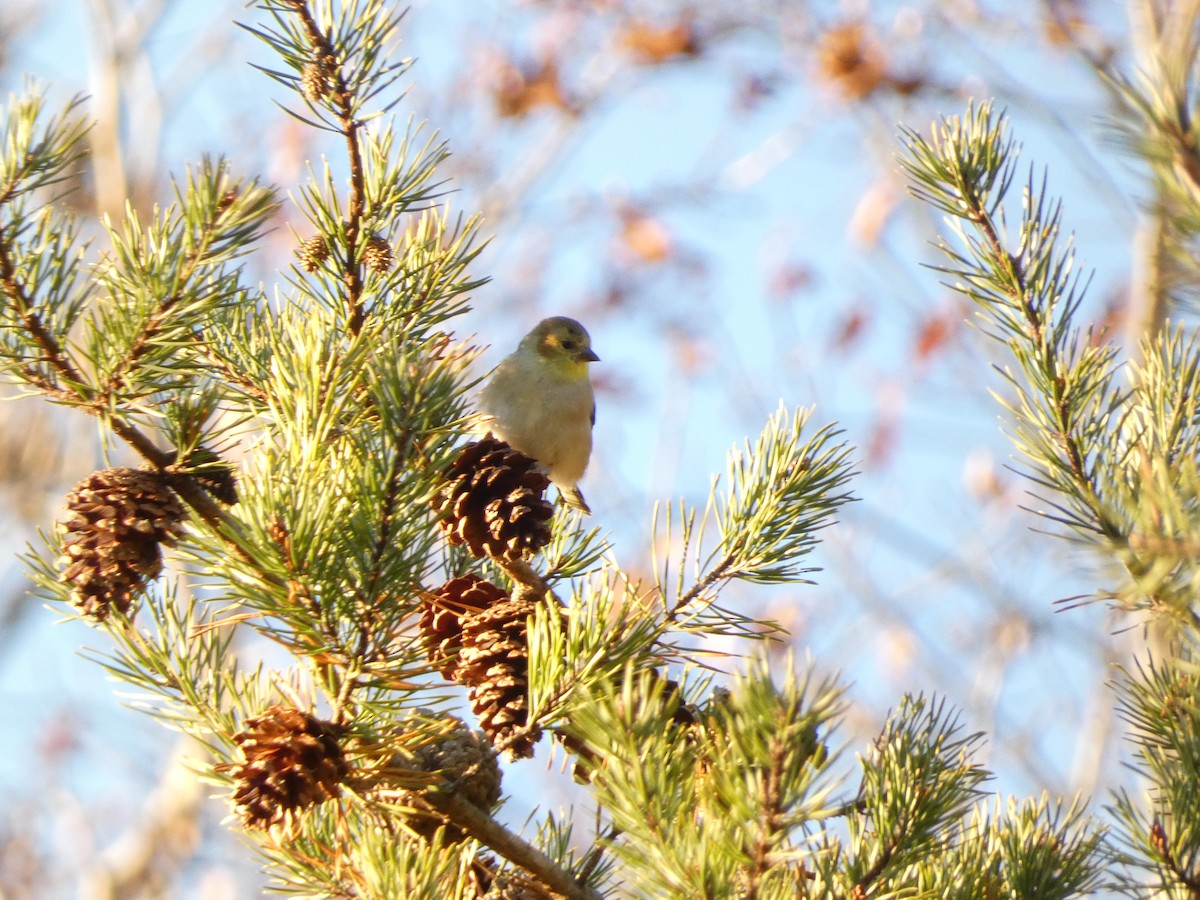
left=480, top=316, right=599, bottom=514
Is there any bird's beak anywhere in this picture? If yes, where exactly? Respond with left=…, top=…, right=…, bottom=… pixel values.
left=579, top=348, right=600, bottom=363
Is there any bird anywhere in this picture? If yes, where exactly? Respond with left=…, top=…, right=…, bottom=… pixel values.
left=479, top=316, right=599, bottom=514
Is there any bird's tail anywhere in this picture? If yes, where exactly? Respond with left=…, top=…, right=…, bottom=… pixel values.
left=560, top=485, right=591, bottom=515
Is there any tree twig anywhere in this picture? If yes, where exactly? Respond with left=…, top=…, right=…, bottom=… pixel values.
left=421, top=791, right=601, bottom=900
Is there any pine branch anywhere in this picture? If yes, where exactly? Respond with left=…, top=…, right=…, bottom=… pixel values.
left=649, top=406, right=856, bottom=645
left=847, top=696, right=990, bottom=887
left=0, top=205, right=247, bottom=539
left=0, top=231, right=85, bottom=398
left=1, top=110, right=275, bottom=543
left=326, top=442, right=411, bottom=724
left=0, top=93, right=92, bottom=398
left=192, top=333, right=272, bottom=405
left=1108, top=654, right=1200, bottom=893
left=899, top=101, right=1200, bottom=625
left=292, top=2, right=369, bottom=332
left=1106, top=1, right=1200, bottom=319
left=421, top=792, right=602, bottom=900
left=740, top=712, right=788, bottom=899
left=1150, top=818, right=1200, bottom=895
left=97, top=216, right=226, bottom=402
left=903, top=110, right=1104, bottom=525
left=665, top=548, right=736, bottom=625
left=248, top=0, right=415, bottom=336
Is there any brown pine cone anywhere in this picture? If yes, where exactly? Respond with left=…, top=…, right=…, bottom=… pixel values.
left=58, top=468, right=186, bottom=620
left=226, top=706, right=349, bottom=833
left=300, top=59, right=332, bottom=102
left=297, top=234, right=330, bottom=272
left=420, top=575, right=509, bottom=679
left=362, top=234, right=394, bottom=273
left=431, top=437, right=553, bottom=562
left=457, top=597, right=541, bottom=759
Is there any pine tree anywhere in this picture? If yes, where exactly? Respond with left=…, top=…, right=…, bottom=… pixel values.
left=898, top=62, right=1200, bottom=900
left=2, top=1, right=1198, bottom=897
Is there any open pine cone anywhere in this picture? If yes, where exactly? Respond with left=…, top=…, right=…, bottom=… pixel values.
left=431, top=437, right=554, bottom=562
left=226, top=706, right=349, bottom=833
left=420, top=575, right=509, bottom=679
left=58, top=467, right=186, bottom=620
left=420, top=578, right=542, bottom=757
left=457, top=596, right=541, bottom=759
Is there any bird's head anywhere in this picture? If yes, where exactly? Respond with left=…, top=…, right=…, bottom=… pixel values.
left=525, top=316, right=600, bottom=376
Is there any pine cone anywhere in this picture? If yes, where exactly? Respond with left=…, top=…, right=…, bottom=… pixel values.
left=58, top=468, right=186, bottom=620
left=431, top=437, right=553, bottom=562
left=227, top=706, right=349, bottom=832
left=411, top=718, right=502, bottom=810
left=403, top=715, right=503, bottom=842
left=661, top=673, right=697, bottom=727
left=421, top=575, right=508, bottom=679
left=457, top=597, right=541, bottom=759
left=300, top=59, right=332, bottom=102
left=362, top=234, right=394, bottom=273
left=297, top=234, right=330, bottom=272
left=484, top=873, right=556, bottom=899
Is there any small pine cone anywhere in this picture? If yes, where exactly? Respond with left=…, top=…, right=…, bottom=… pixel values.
left=404, top=715, right=503, bottom=842
left=362, top=234, right=393, bottom=273
left=421, top=575, right=508, bottom=679
left=58, top=468, right=186, bottom=620
left=297, top=234, right=330, bottom=272
left=1150, top=819, right=1170, bottom=858
left=431, top=437, right=553, bottom=562
left=227, top=706, right=348, bottom=832
left=484, top=873, right=555, bottom=900
left=457, top=597, right=541, bottom=759
left=267, top=515, right=291, bottom=553
left=410, top=717, right=502, bottom=811
left=657, top=672, right=697, bottom=727
left=300, top=60, right=332, bottom=102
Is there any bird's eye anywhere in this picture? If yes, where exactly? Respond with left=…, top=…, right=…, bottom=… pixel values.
left=561, top=339, right=577, bottom=351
